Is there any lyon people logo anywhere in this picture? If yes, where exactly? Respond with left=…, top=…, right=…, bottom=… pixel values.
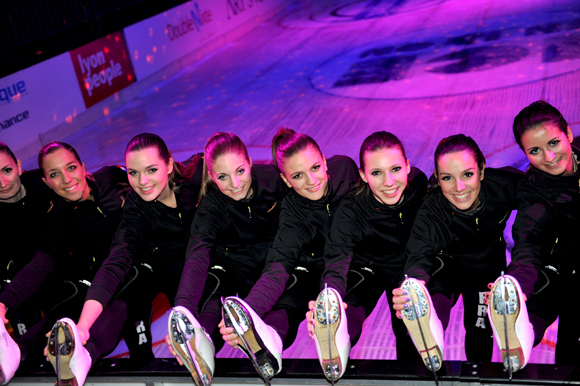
left=311, top=15, right=580, bottom=99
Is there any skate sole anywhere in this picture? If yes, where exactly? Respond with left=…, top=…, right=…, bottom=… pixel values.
left=223, top=300, right=279, bottom=381
left=47, top=322, right=77, bottom=385
left=313, top=289, right=341, bottom=380
left=401, top=280, right=442, bottom=371
left=170, top=311, right=212, bottom=386
left=490, top=278, right=524, bottom=371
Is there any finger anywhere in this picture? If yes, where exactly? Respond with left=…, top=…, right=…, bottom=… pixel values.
left=488, top=282, right=494, bottom=290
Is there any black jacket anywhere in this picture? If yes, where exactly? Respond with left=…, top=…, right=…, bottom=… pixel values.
left=175, top=164, right=288, bottom=313
left=0, top=169, right=53, bottom=284
left=508, top=152, right=580, bottom=296
left=0, top=166, right=127, bottom=312
left=244, top=155, right=360, bottom=315
left=404, top=167, right=523, bottom=284
left=323, top=166, right=427, bottom=298
left=87, top=155, right=203, bottom=306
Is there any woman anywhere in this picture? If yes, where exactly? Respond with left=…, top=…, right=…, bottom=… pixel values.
left=0, top=143, right=53, bottom=338
left=219, top=128, right=359, bottom=380
left=171, top=132, right=289, bottom=385
left=392, top=134, right=523, bottom=368
left=45, top=133, right=204, bottom=386
left=0, top=141, right=128, bottom=384
left=496, top=101, right=580, bottom=367
left=307, top=131, right=427, bottom=380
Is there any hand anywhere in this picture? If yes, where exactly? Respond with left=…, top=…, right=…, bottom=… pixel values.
left=0, top=303, right=8, bottom=324
left=484, top=281, right=527, bottom=306
left=306, top=299, right=348, bottom=339
left=76, top=323, right=90, bottom=345
left=306, top=300, right=316, bottom=339
left=392, top=280, right=426, bottom=319
left=218, top=319, right=239, bottom=348
left=165, top=334, right=184, bottom=366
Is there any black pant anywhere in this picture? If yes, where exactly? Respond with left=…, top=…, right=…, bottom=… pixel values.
left=4, top=279, right=47, bottom=340
left=263, top=265, right=323, bottom=349
left=344, top=265, right=419, bottom=362
left=428, top=259, right=503, bottom=362
left=85, top=264, right=180, bottom=364
left=196, top=265, right=230, bottom=353
left=527, top=268, right=580, bottom=366
left=16, top=280, right=88, bottom=364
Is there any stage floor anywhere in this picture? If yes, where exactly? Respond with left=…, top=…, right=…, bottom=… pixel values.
left=18, top=0, right=580, bottom=365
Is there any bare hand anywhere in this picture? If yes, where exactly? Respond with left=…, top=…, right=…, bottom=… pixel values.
left=0, top=303, right=8, bottom=324
left=392, top=280, right=426, bottom=319
left=485, top=281, right=527, bottom=306
left=77, top=324, right=90, bottom=345
left=306, top=299, right=348, bottom=339
left=306, top=300, right=316, bottom=339
left=218, top=319, right=239, bottom=348
left=165, top=334, right=184, bottom=366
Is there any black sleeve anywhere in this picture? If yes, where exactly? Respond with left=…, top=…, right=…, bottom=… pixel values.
left=321, top=199, right=363, bottom=298
left=174, top=199, right=229, bottom=313
left=507, top=193, right=548, bottom=296
left=0, top=249, right=55, bottom=311
left=85, top=200, right=143, bottom=306
left=244, top=202, right=313, bottom=316
left=404, top=198, right=450, bottom=283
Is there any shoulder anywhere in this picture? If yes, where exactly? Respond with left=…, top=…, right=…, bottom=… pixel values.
left=483, top=166, right=524, bottom=186
left=327, top=155, right=359, bottom=181
left=92, top=165, right=128, bottom=186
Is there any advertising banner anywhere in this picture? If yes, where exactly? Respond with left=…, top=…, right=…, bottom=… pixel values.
left=125, top=0, right=284, bottom=80
left=0, top=54, right=86, bottom=153
left=70, top=31, right=136, bottom=108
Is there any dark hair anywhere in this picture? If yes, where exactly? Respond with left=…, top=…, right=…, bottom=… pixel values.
left=513, top=100, right=568, bottom=150
left=430, top=134, right=485, bottom=189
left=359, top=131, right=406, bottom=170
left=434, top=134, right=485, bottom=172
left=0, top=142, right=17, bottom=164
left=125, top=132, right=194, bottom=191
left=271, top=127, right=322, bottom=172
left=38, top=141, right=82, bottom=172
left=200, top=132, right=250, bottom=198
left=353, top=131, right=407, bottom=196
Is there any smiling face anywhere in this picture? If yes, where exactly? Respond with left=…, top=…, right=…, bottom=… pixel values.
left=0, top=152, right=22, bottom=203
left=360, top=147, right=410, bottom=206
left=126, top=147, right=174, bottom=205
left=209, top=151, right=252, bottom=201
left=42, top=148, right=91, bottom=202
left=520, top=123, right=574, bottom=176
left=436, top=150, right=484, bottom=211
left=279, top=146, right=328, bottom=201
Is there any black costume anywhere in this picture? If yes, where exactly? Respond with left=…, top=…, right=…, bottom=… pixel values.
left=508, top=152, right=580, bottom=365
left=83, top=157, right=203, bottom=365
left=0, top=169, right=53, bottom=337
left=243, top=155, right=359, bottom=347
left=323, top=166, right=427, bottom=359
left=404, top=167, right=523, bottom=361
left=175, top=164, right=288, bottom=344
left=0, top=166, right=128, bottom=361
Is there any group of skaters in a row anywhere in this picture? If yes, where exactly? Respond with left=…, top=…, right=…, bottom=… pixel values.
left=0, top=100, right=577, bottom=386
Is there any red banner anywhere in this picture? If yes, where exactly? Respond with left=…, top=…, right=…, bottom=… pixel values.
left=70, top=31, right=136, bottom=108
